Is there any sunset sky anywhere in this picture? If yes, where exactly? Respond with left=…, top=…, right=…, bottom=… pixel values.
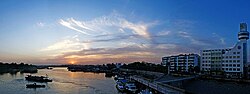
left=0, top=0, right=250, bottom=65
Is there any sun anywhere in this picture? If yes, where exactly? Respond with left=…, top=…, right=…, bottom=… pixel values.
left=70, top=61, right=75, bottom=64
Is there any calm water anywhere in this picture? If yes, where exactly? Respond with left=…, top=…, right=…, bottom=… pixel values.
left=0, top=67, right=119, bottom=94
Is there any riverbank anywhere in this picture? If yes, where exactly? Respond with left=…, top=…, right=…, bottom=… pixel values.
left=0, top=62, right=37, bottom=74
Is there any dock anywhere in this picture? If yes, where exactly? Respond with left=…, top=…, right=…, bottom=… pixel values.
left=130, top=76, right=185, bottom=94
left=130, top=75, right=199, bottom=94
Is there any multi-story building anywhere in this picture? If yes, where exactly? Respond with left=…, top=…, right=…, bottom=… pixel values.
left=200, top=23, right=249, bottom=78
left=162, top=54, right=199, bottom=73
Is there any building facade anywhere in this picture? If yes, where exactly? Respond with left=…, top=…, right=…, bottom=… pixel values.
left=162, top=54, right=199, bottom=73
left=200, top=23, right=249, bottom=78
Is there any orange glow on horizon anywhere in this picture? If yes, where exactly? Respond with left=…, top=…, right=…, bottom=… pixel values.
left=70, top=61, right=75, bottom=64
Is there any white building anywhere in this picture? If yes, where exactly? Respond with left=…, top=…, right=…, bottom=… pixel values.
left=200, top=23, right=249, bottom=78
left=162, top=54, right=199, bottom=73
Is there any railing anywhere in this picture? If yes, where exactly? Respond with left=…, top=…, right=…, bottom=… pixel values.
left=130, top=76, right=185, bottom=94
left=158, top=76, right=198, bottom=83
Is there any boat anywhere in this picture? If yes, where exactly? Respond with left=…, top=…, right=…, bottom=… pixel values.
left=26, top=83, right=45, bottom=88
left=138, top=88, right=153, bottom=94
left=115, top=76, right=126, bottom=82
left=116, top=81, right=125, bottom=92
left=46, top=67, right=53, bottom=70
left=125, top=82, right=137, bottom=93
left=25, top=75, right=52, bottom=82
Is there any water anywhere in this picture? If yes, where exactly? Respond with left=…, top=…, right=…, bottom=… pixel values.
left=183, top=79, right=250, bottom=94
left=0, top=67, right=119, bottom=94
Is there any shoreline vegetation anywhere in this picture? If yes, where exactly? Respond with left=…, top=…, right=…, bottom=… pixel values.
left=67, top=62, right=168, bottom=73
left=67, top=62, right=168, bottom=80
left=0, top=62, right=37, bottom=74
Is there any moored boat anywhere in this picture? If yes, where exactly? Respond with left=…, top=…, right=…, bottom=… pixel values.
left=138, top=88, right=153, bottom=94
left=116, top=81, right=125, bottom=92
left=125, top=82, right=137, bottom=93
left=25, top=75, right=52, bottom=82
left=26, top=83, right=45, bottom=88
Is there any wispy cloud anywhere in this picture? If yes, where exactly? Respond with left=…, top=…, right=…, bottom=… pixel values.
left=59, top=19, right=91, bottom=35
left=157, top=31, right=171, bottom=36
left=212, top=33, right=226, bottom=45
left=37, top=22, right=45, bottom=27
left=43, top=12, right=229, bottom=64
left=120, top=19, right=151, bottom=39
left=42, top=12, right=158, bottom=61
left=47, top=41, right=202, bottom=64
left=59, top=12, right=154, bottom=39
left=40, top=35, right=89, bottom=55
left=178, top=31, right=209, bottom=46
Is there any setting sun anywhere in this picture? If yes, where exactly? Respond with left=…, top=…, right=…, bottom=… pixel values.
left=70, top=61, right=75, bottom=64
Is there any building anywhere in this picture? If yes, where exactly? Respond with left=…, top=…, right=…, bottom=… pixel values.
left=200, top=23, right=249, bottom=78
left=162, top=54, right=199, bottom=73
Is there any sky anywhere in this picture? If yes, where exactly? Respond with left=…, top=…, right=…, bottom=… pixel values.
left=0, top=0, right=250, bottom=65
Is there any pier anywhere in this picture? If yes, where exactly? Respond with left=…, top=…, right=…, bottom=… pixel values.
left=130, top=75, right=199, bottom=94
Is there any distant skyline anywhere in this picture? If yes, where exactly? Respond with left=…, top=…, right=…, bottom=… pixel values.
left=0, top=0, right=250, bottom=65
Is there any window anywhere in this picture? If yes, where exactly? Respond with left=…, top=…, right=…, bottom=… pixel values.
left=233, top=52, right=236, bottom=54
left=233, top=68, right=236, bottom=71
left=238, top=46, right=241, bottom=49
left=229, top=56, right=232, bottom=58
left=237, top=60, right=240, bottom=62
left=237, top=64, right=240, bottom=67
left=233, top=60, right=236, bottom=62
left=229, top=68, right=232, bottom=71
left=229, top=64, right=232, bottom=67
left=233, top=56, right=236, bottom=58
left=237, top=52, right=240, bottom=54
left=237, top=56, right=240, bottom=58
left=237, top=68, right=240, bottom=71
left=233, top=64, right=236, bottom=67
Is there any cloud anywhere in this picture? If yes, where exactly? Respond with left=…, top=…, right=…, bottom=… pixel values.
left=157, top=31, right=171, bottom=36
left=178, top=31, right=209, bottom=46
left=59, top=19, right=91, bottom=35
left=212, top=33, right=226, bottom=45
left=155, top=44, right=176, bottom=49
left=59, top=12, right=154, bottom=39
left=37, top=22, right=45, bottom=27
left=45, top=12, right=226, bottom=64
left=40, top=35, right=89, bottom=54
left=46, top=41, right=203, bottom=64
left=120, top=19, right=151, bottom=39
